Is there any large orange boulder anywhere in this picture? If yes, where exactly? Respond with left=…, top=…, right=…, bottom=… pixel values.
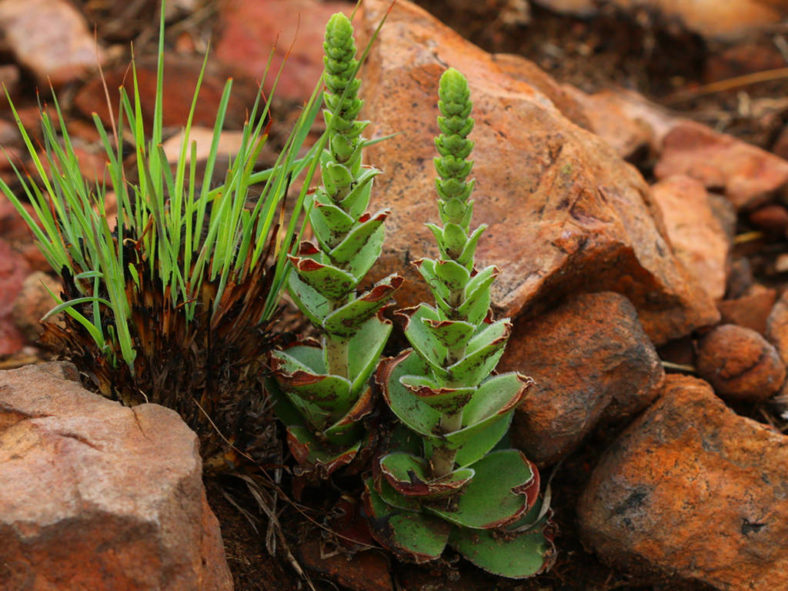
left=357, top=0, right=718, bottom=344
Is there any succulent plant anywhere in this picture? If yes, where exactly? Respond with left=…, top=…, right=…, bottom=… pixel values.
left=269, top=13, right=402, bottom=480
left=364, top=68, right=554, bottom=578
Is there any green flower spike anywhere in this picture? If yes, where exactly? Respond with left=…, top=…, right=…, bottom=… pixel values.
left=269, top=13, right=401, bottom=480
left=365, top=68, right=555, bottom=578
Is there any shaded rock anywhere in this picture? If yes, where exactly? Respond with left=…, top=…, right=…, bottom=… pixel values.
left=358, top=0, right=719, bottom=345
left=707, top=192, right=737, bottom=241
left=651, top=175, right=729, bottom=301
left=215, top=0, right=349, bottom=102
left=75, top=55, right=257, bottom=132
left=656, top=336, right=695, bottom=369
left=0, top=363, right=233, bottom=590
left=696, top=324, right=784, bottom=402
left=533, top=0, right=786, bottom=40
left=0, top=238, right=30, bottom=356
left=0, top=0, right=105, bottom=86
left=299, top=542, right=392, bottom=591
left=12, top=271, right=62, bottom=342
left=499, top=292, right=664, bottom=466
left=749, top=203, right=788, bottom=236
left=655, top=120, right=788, bottom=211
left=0, top=65, right=20, bottom=105
left=717, top=284, right=776, bottom=335
left=578, top=374, right=788, bottom=590
left=705, top=41, right=788, bottom=83
left=726, top=257, right=754, bottom=299
left=773, top=124, right=788, bottom=161
left=766, top=290, right=788, bottom=366
left=566, top=87, right=677, bottom=160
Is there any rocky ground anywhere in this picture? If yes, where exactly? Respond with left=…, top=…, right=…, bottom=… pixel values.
left=1, top=0, right=787, bottom=590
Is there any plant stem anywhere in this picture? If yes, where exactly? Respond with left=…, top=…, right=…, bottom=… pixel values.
left=431, top=410, right=463, bottom=478
left=325, top=334, right=349, bottom=379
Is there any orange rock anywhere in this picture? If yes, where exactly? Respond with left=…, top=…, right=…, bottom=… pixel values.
left=655, top=120, right=788, bottom=211
left=0, top=0, right=105, bottom=87
left=299, top=541, right=392, bottom=591
left=12, top=271, right=62, bottom=342
left=566, top=87, right=676, bottom=161
left=357, top=0, right=719, bottom=345
left=536, top=0, right=786, bottom=40
left=75, top=55, right=258, bottom=132
left=500, top=292, right=664, bottom=466
left=0, top=238, right=29, bottom=355
left=0, top=362, right=233, bottom=591
left=696, top=324, right=785, bottom=402
left=579, top=374, right=788, bottom=591
left=766, top=290, right=788, bottom=366
left=748, top=203, right=788, bottom=236
left=651, top=175, right=729, bottom=302
left=717, top=284, right=777, bottom=335
left=215, top=0, right=350, bottom=102
left=490, top=53, right=591, bottom=131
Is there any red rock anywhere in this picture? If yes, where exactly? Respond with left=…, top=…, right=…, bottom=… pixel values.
left=299, top=541, right=392, bottom=591
left=705, top=41, right=787, bottom=82
left=499, top=292, right=664, bottom=466
left=75, top=55, right=258, bottom=132
left=717, top=284, right=777, bottom=335
left=655, top=120, right=788, bottom=211
left=578, top=374, right=788, bottom=591
left=566, top=87, right=677, bottom=160
left=766, top=291, right=788, bottom=366
left=12, top=271, right=62, bottom=342
left=215, top=0, right=350, bottom=102
left=357, top=0, right=719, bottom=345
left=0, top=0, right=105, bottom=87
left=651, top=175, right=729, bottom=301
left=749, top=203, right=788, bottom=235
left=0, top=362, right=233, bottom=590
left=773, top=125, right=788, bottom=161
left=0, top=65, right=20, bottom=104
left=696, top=324, right=784, bottom=402
left=0, top=238, right=30, bottom=355
left=536, top=0, right=786, bottom=39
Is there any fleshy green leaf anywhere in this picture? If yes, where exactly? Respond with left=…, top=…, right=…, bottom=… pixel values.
left=426, top=449, right=535, bottom=529
left=323, top=274, right=402, bottom=338
left=364, top=480, right=451, bottom=563
left=379, top=452, right=474, bottom=498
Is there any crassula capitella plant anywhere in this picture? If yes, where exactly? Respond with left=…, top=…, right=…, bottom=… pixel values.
left=269, top=12, right=402, bottom=480
left=363, top=68, right=555, bottom=578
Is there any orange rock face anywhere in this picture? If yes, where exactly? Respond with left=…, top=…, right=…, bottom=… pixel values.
left=0, top=363, right=233, bottom=591
left=578, top=375, right=788, bottom=591
left=696, top=324, right=785, bottom=402
left=357, top=0, right=718, bottom=345
left=499, top=292, right=664, bottom=466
